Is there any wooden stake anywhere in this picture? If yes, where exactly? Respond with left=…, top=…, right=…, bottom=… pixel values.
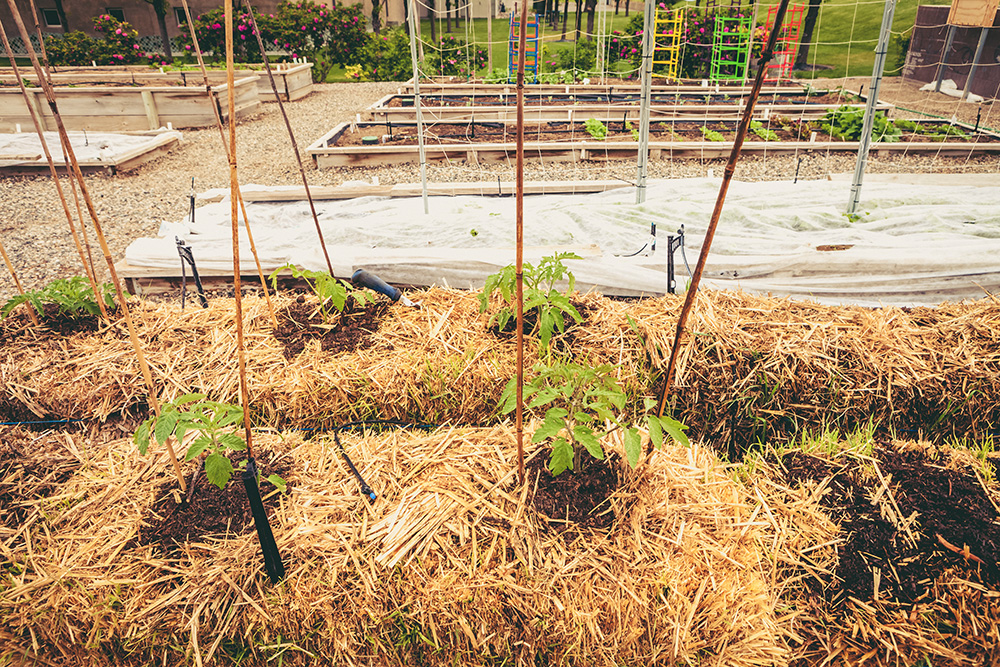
left=649, top=0, right=792, bottom=452
left=224, top=0, right=255, bottom=460
left=180, top=0, right=278, bottom=327
left=0, top=236, right=40, bottom=326
left=514, top=0, right=529, bottom=486
left=0, top=19, right=107, bottom=321
left=241, top=0, right=336, bottom=278
left=4, top=0, right=186, bottom=493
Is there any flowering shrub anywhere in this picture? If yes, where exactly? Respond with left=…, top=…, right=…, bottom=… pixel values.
left=45, top=15, right=146, bottom=66
left=354, top=28, right=412, bottom=81
left=426, top=35, right=488, bottom=77
left=176, top=2, right=366, bottom=81
left=176, top=7, right=264, bottom=62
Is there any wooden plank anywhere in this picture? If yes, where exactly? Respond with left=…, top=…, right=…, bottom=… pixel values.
left=141, top=90, right=159, bottom=130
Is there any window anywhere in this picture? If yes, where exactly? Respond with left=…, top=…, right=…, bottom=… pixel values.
left=173, top=7, right=188, bottom=27
left=41, top=8, right=61, bottom=28
left=105, top=7, right=125, bottom=21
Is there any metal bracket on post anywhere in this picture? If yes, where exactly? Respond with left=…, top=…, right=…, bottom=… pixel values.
left=666, top=226, right=686, bottom=294
left=176, top=237, right=209, bottom=309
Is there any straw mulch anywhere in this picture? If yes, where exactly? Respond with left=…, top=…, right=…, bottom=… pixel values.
left=749, top=441, right=1000, bottom=667
left=2, top=426, right=796, bottom=666
left=1, top=288, right=999, bottom=447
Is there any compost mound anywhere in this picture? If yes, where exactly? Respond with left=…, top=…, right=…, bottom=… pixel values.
left=780, top=443, right=1000, bottom=604
left=138, top=450, right=290, bottom=555
left=272, top=296, right=388, bottom=359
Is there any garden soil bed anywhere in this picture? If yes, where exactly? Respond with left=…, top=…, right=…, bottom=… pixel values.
left=271, top=296, right=389, bottom=359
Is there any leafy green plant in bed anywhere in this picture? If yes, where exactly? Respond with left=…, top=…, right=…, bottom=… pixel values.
left=820, top=105, right=901, bottom=142
left=269, top=263, right=373, bottom=322
left=478, top=252, right=583, bottom=351
left=1, top=276, right=115, bottom=320
left=584, top=118, right=608, bottom=140
left=700, top=126, right=726, bottom=142
left=750, top=119, right=780, bottom=142
left=499, top=362, right=689, bottom=475
left=135, top=393, right=285, bottom=491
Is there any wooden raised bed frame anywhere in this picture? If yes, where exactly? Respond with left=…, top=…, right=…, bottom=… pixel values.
left=0, top=129, right=181, bottom=175
left=0, top=73, right=260, bottom=132
left=0, top=62, right=313, bottom=102
left=307, top=118, right=1000, bottom=168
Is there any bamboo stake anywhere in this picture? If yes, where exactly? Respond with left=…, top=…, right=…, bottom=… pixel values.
left=649, top=0, right=792, bottom=452
left=179, top=0, right=277, bottom=327
left=240, top=0, right=336, bottom=278
left=0, top=236, right=40, bottom=326
left=28, top=0, right=104, bottom=309
left=514, top=0, right=529, bottom=486
left=0, top=19, right=107, bottom=321
left=4, top=0, right=186, bottom=493
left=224, top=0, right=255, bottom=459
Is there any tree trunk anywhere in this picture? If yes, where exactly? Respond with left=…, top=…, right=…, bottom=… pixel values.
left=560, top=0, right=569, bottom=39
left=446, top=0, right=451, bottom=32
left=624, top=0, right=629, bottom=17
left=794, top=0, right=823, bottom=70
left=429, top=0, right=436, bottom=43
left=153, top=3, right=173, bottom=61
left=585, top=0, right=596, bottom=41
left=574, top=0, right=582, bottom=41
left=52, top=0, right=69, bottom=32
left=372, top=0, right=382, bottom=33
left=614, top=0, right=619, bottom=15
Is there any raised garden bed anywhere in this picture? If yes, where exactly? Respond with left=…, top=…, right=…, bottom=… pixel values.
left=370, top=88, right=893, bottom=123
left=0, top=62, right=314, bottom=102
left=0, top=74, right=259, bottom=132
left=307, top=117, right=1000, bottom=168
left=0, top=128, right=181, bottom=175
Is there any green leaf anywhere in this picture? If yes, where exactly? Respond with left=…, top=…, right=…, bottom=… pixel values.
left=527, top=386, right=562, bottom=409
left=498, top=376, right=518, bottom=415
left=573, top=411, right=594, bottom=423
left=153, top=411, right=179, bottom=446
left=184, top=436, right=213, bottom=461
left=548, top=437, right=573, bottom=476
left=624, top=428, right=642, bottom=468
left=648, top=415, right=663, bottom=449
left=217, top=431, right=247, bottom=451
left=204, top=452, right=234, bottom=489
left=531, top=408, right=568, bottom=443
left=266, top=474, right=287, bottom=493
left=134, top=420, right=151, bottom=455
left=573, top=424, right=604, bottom=460
left=657, top=415, right=690, bottom=448
left=172, top=393, right=206, bottom=406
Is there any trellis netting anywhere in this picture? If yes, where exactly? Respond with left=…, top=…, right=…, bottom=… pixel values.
left=124, top=176, right=1000, bottom=306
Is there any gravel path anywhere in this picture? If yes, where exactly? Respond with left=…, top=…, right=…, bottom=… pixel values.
left=0, top=77, right=996, bottom=301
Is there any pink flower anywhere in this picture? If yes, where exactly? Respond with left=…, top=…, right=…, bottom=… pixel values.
left=301, top=25, right=307, bottom=30
left=241, top=34, right=246, bottom=40
left=284, top=42, right=290, bottom=47
left=115, top=28, right=122, bottom=34
left=185, top=44, right=192, bottom=50
left=213, top=23, right=221, bottom=29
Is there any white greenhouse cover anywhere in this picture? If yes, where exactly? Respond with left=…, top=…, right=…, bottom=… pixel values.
left=124, top=177, right=1000, bottom=306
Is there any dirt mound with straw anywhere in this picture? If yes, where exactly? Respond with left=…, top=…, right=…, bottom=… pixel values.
left=1, top=289, right=999, bottom=447
left=2, top=427, right=788, bottom=666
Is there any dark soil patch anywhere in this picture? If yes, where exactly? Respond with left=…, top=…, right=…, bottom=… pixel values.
left=528, top=450, right=620, bottom=531
left=780, top=445, right=1000, bottom=605
left=0, top=303, right=107, bottom=341
left=0, top=426, right=83, bottom=529
left=334, top=119, right=994, bottom=148
left=388, top=91, right=857, bottom=108
left=137, top=450, right=291, bottom=555
left=486, top=297, right=589, bottom=345
left=271, top=296, right=388, bottom=359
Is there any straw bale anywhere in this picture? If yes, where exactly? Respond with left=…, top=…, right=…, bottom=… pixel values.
left=1, top=426, right=789, bottom=666
left=1, top=289, right=999, bottom=446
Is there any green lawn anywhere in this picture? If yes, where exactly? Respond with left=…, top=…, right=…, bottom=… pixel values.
left=320, top=0, right=952, bottom=82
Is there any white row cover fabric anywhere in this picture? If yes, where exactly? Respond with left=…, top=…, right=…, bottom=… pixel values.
left=0, top=131, right=181, bottom=164
left=124, top=177, right=1000, bottom=306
